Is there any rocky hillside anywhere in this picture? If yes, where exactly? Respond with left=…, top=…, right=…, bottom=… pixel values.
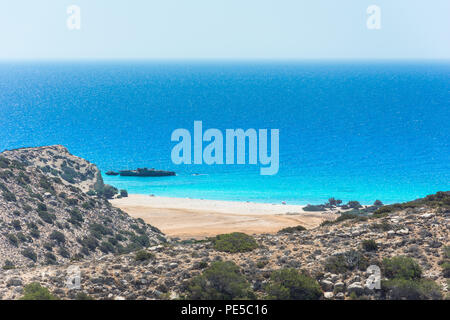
left=0, top=145, right=166, bottom=269
left=0, top=189, right=448, bottom=300
left=0, top=145, right=448, bottom=300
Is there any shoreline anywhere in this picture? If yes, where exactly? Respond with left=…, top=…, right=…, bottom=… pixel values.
left=110, top=194, right=337, bottom=239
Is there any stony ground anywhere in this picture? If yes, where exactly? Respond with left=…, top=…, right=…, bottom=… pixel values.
left=0, top=146, right=448, bottom=300
left=0, top=204, right=448, bottom=300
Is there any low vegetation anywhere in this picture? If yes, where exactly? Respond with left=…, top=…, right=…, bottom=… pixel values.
left=211, top=232, right=258, bottom=253
left=382, top=256, right=422, bottom=280
left=374, top=191, right=450, bottom=216
left=75, top=292, right=94, bottom=300
left=2, top=260, right=15, bottom=270
left=324, top=250, right=371, bottom=274
left=278, top=225, right=307, bottom=234
left=20, top=283, right=58, bottom=300
left=303, top=204, right=326, bottom=212
left=187, top=261, right=254, bottom=300
left=381, top=256, right=442, bottom=300
left=265, top=268, right=322, bottom=300
left=135, top=250, right=155, bottom=262
left=95, top=184, right=118, bottom=199
left=21, top=248, right=37, bottom=262
left=362, top=239, right=378, bottom=252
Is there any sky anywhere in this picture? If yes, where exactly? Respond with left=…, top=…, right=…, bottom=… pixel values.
left=0, top=0, right=449, bottom=60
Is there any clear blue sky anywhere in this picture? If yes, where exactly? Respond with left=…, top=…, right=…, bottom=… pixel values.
left=0, top=0, right=449, bottom=60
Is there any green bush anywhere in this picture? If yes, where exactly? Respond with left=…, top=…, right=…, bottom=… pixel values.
left=11, top=220, right=21, bottom=230
left=135, top=249, right=155, bottom=262
left=2, top=260, right=15, bottom=270
left=17, top=232, right=28, bottom=243
left=324, top=250, right=369, bottom=274
left=58, top=247, right=70, bottom=259
left=39, top=177, right=54, bottom=193
left=75, top=292, right=94, bottom=300
left=29, top=191, right=44, bottom=202
left=96, top=184, right=118, bottom=199
left=0, top=182, right=16, bottom=202
left=50, top=231, right=66, bottom=244
left=130, top=234, right=150, bottom=247
left=60, top=165, right=78, bottom=183
left=7, top=234, right=18, bottom=247
left=328, top=198, right=342, bottom=207
left=38, top=210, right=56, bottom=224
left=0, top=169, right=13, bottom=180
left=68, top=209, right=84, bottom=225
left=29, top=228, right=40, bottom=239
left=373, top=200, right=383, bottom=206
left=23, top=204, right=33, bottom=213
left=382, top=256, right=422, bottom=280
left=37, top=203, right=47, bottom=212
left=381, top=256, right=442, bottom=299
left=80, top=236, right=98, bottom=251
left=65, top=198, right=78, bottom=206
left=90, top=223, right=113, bottom=239
left=212, top=232, right=258, bottom=253
left=20, top=283, right=58, bottom=300
left=44, top=252, right=57, bottom=265
left=21, top=248, right=37, bottom=262
left=99, top=241, right=115, bottom=253
left=115, top=233, right=126, bottom=242
left=362, top=240, right=378, bottom=252
left=303, top=204, right=326, bottom=212
left=187, top=261, right=254, bottom=300
left=107, top=236, right=118, bottom=246
left=256, top=260, right=269, bottom=269
left=347, top=201, right=362, bottom=209
left=278, top=225, right=307, bottom=234
left=441, top=262, right=450, bottom=278
left=265, top=268, right=322, bottom=300
left=2, top=190, right=17, bottom=202
left=82, top=202, right=93, bottom=210
left=443, top=246, right=450, bottom=259
left=130, top=224, right=146, bottom=235
left=382, top=278, right=442, bottom=300
left=0, top=156, right=10, bottom=168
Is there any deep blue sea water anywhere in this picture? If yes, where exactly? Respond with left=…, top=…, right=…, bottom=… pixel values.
left=0, top=61, right=449, bottom=204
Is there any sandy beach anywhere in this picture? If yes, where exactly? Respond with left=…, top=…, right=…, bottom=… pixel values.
left=110, top=195, right=336, bottom=239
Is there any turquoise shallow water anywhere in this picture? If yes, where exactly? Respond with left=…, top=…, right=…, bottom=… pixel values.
left=1, top=61, right=449, bottom=204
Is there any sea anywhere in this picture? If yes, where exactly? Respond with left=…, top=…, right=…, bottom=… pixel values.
left=0, top=61, right=449, bottom=205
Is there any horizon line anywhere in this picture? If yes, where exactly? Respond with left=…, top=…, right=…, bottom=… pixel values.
left=0, top=58, right=449, bottom=63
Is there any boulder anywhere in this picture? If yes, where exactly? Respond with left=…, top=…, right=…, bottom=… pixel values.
left=320, top=279, right=333, bottom=291
left=324, top=292, right=334, bottom=299
left=347, top=282, right=364, bottom=295
left=334, top=281, right=345, bottom=292
left=335, top=292, right=345, bottom=300
left=329, top=274, right=339, bottom=282
left=387, top=230, right=396, bottom=238
left=396, top=228, right=409, bottom=236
